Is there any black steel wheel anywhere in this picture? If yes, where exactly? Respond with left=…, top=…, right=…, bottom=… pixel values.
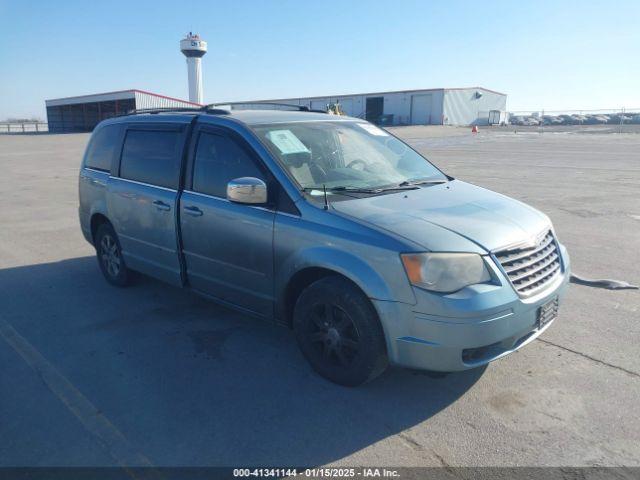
left=293, top=276, right=388, bottom=386
left=95, top=223, right=130, bottom=287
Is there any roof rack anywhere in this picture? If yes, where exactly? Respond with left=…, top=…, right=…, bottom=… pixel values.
left=119, top=102, right=328, bottom=117
left=119, top=106, right=230, bottom=117
left=206, top=102, right=327, bottom=113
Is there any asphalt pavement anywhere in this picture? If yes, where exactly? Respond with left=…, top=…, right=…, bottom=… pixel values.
left=0, top=127, right=638, bottom=468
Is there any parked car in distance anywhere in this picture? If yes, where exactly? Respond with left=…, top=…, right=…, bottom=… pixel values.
left=79, top=105, right=571, bottom=386
left=584, top=115, right=610, bottom=124
left=558, top=114, right=576, bottom=125
left=608, top=114, right=633, bottom=124
left=542, top=115, right=563, bottom=125
left=509, top=115, right=541, bottom=126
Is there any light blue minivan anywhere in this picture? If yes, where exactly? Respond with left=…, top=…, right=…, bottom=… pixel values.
left=79, top=105, right=570, bottom=386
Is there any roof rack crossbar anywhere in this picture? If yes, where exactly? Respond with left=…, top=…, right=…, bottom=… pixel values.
left=118, top=102, right=329, bottom=117
left=119, top=106, right=230, bottom=117
left=206, top=102, right=328, bottom=113
left=207, top=102, right=308, bottom=111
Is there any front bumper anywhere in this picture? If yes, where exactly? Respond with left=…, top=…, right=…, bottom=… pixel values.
left=373, top=244, right=570, bottom=372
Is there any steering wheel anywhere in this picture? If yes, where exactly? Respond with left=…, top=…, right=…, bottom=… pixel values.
left=346, top=159, right=367, bottom=171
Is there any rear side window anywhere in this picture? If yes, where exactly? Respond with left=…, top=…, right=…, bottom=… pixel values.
left=120, top=130, right=182, bottom=189
left=84, top=125, right=121, bottom=172
left=192, top=132, right=264, bottom=197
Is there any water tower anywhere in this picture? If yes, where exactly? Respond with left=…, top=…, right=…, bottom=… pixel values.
left=180, top=33, right=207, bottom=104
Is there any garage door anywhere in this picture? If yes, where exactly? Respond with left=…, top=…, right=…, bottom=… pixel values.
left=311, top=100, right=327, bottom=112
left=365, top=97, right=384, bottom=123
left=337, top=98, right=354, bottom=116
left=411, top=94, right=433, bottom=125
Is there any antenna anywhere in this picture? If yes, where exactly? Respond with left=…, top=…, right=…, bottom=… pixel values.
left=322, top=184, right=329, bottom=210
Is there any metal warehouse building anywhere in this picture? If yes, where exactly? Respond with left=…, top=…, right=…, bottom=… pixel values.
left=45, top=86, right=507, bottom=131
left=45, top=89, right=200, bottom=132
left=250, top=86, right=507, bottom=126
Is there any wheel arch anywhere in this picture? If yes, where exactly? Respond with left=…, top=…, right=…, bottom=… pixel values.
left=90, top=212, right=112, bottom=244
left=281, top=267, right=343, bottom=327
left=277, top=247, right=397, bottom=327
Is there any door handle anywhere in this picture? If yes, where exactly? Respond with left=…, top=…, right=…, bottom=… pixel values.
left=183, top=205, right=203, bottom=217
left=152, top=200, right=171, bottom=211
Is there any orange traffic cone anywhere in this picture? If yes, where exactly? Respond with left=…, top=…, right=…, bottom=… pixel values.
left=471, top=125, right=479, bottom=133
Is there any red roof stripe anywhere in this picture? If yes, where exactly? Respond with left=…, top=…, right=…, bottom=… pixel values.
left=46, top=89, right=201, bottom=106
left=133, top=89, right=203, bottom=106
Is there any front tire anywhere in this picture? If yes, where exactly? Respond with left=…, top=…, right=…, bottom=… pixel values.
left=293, top=276, right=388, bottom=386
left=95, top=223, right=130, bottom=287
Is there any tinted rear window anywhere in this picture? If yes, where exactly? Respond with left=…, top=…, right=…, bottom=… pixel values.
left=84, top=125, right=122, bottom=172
left=120, top=130, right=182, bottom=188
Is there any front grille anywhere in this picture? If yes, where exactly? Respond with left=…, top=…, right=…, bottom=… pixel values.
left=494, top=231, right=562, bottom=296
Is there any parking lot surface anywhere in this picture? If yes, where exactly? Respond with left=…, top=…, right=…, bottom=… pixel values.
left=1, top=127, right=639, bottom=467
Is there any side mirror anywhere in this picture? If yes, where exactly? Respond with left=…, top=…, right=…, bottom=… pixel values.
left=227, top=177, right=267, bottom=204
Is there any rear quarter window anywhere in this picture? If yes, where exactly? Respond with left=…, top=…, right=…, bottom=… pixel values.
left=120, top=129, right=182, bottom=189
left=84, top=124, right=122, bottom=172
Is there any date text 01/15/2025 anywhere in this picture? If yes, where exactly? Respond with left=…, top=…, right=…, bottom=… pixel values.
left=232, top=468, right=400, bottom=477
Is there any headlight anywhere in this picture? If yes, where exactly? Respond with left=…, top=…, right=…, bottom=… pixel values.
left=401, top=253, right=492, bottom=293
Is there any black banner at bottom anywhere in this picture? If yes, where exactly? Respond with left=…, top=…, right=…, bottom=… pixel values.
left=0, top=467, right=638, bottom=480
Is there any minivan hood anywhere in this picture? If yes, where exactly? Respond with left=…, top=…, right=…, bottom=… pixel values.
left=331, top=180, right=551, bottom=253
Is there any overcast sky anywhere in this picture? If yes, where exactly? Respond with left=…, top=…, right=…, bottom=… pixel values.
left=1, top=0, right=639, bottom=119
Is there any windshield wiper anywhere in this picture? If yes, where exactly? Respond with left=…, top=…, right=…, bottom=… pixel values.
left=366, top=179, right=446, bottom=193
left=303, top=184, right=424, bottom=195
left=303, top=186, right=387, bottom=194
left=369, top=185, right=421, bottom=193
left=329, top=186, right=392, bottom=193
left=397, top=178, right=448, bottom=187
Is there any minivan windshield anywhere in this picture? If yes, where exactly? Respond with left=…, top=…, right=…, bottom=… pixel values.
left=252, top=121, right=447, bottom=192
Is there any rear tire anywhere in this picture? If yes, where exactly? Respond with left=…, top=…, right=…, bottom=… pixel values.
left=293, top=276, right=388, bottom=386
left=95, top=223, right=130, bottom=287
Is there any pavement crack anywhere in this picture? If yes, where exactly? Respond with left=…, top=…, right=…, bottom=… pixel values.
left=539, top=339, right=640, bottom=378
left=430, top=450, right=463, bottom=478
left=397, top=432, right=462, bottom=472
left=430, top=450, right=451, bottom=467
left=397, top=431, right=422, bottom=450
left=536, top=409, right=565, bottom=422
